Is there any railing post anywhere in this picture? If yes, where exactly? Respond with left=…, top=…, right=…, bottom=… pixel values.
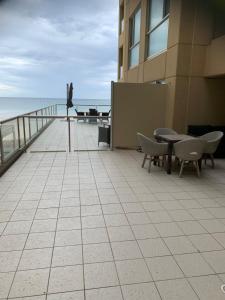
left=22, top=117, right=26, bottom=146
left=0, top=125, right=4, bottom=164
left=36, top=111, right=38, bottom=132
left=17, top=117, right=21, bottom=149
left=28, top=116, right=31, bottom=140
left=68, top=117, right=71, bottom=152
left=41, top=109, right=43, bottom=128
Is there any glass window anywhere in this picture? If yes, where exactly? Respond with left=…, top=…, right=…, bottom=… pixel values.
left=147, top=0, right=170, bottom=58
left=129, top=7, right=141, bottom=68
left=148, top=18, right=169, bottom=56
left=130, top=44, right=139, bottom=67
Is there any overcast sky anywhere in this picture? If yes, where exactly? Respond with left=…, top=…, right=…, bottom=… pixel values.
left=0, top=0, right=118, bottom=99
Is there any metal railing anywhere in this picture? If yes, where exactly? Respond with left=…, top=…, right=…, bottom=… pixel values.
left=0, top=104, right=57, bottom=175
left=0, top=103, right=112, bottom=176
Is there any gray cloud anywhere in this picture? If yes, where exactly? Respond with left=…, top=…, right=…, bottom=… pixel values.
left=0, top=0, right=118, bottom=98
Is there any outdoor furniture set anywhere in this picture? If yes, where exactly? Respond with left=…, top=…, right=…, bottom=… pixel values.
left=137, top=128, right=224, bottom=177
left=75, top=108, right=110, bottom=123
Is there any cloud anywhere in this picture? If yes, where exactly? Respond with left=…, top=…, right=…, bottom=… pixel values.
left=0, top=0, right=118, bottom=99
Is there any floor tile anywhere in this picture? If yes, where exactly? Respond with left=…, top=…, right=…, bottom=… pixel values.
left=108, top=226, right=134, bottom=242
left=82, top=227, right=108, bottom=244
left=132, top=224, right=159, bottom=239
left=102, top=204, right=123, bottom=215
left=104, top=214, right=128, bottom=227
left=25, top=232, right=55, bottom=249
left=57, top=217, right=81, bottom=231
left=9, top=268, right=49, bottom=298
left=116, top=259, right=152, bottom=285
left=47, top=291, right=84, bottom=300
left=122, top=282, right=161, bottom=300
left=3, top=221, right=32, bottom=235
left=19, top=248, right=52, bottom=270
left=0, top=234, right=27, bottom=251
left=0, top=250, right=21, bottom=272
left=35, top=208, right=58, bottom=220
left=147, top=256, right=183, bottom=281
left=188, top=275, right=225, bottom=300
left=82, top=215, right=105, bottom=228
left=148, top=211, right=172, bottom=223
left=203, top=250, right=225, bottom=273
left=174, top=253, right=214, bottom=276
left=84, top=262, right=119, bottom=289
left=177, top=221, right=207, bottom=235
left=48, top=265, right=83, bottom=293
left=31, top=219, right=57, bottom=233
left=0, top=272, right=14, bottom=298
left=52, top=245, right=82, bottom=267
left=55, top=230, right=81, bottom=246
left=83, top=243, right=113, bottom=263
left=213, top=232, right=225, bottom=248
left=138, top=238, right=170, bottom=257
left=155, top=222, right=183, bottom=237
left=126, top=212, right=151, bottom=225
left=163, top=236, right=197, bottom=254
left=199, top=219, right=225, bottom=233
left=111, top=240, right=142, bottom=260
left=189, top=234, right=223, bottom=252
left=86, top=286, right=123, bottom=300
left=156, top=278, right=198, bottom=300
left=81, top=205, right=102, bottom=216
left=59, top=207, right=80, bottom=218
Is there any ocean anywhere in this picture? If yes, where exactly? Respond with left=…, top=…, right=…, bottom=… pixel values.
left=0, top=97, right=111, bottom=121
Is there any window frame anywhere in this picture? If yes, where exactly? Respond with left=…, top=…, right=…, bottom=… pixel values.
left=128, top=5, right=141, bottom=69
left=146, top=0, right=170, bottom=59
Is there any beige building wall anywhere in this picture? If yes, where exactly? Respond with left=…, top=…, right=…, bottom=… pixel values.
left=118, top=0, right=225, bottom=133
left=112, top=82, right=167, bottom=148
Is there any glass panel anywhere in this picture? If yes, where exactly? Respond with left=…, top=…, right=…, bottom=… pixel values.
left=30, top=113, right=37, bottom=137
left=1, top=120, right=19, bottom=160
left=130, top=44, right=139, bottom=67
left=25, top=117, right=30, bottom=142
left=148, top=18, right=169, bottom=56
left=37, top=111, right=42, bottom=130
left=149, top=0, right=164, bottom=30
left=133, top=8, right=141, bottom=44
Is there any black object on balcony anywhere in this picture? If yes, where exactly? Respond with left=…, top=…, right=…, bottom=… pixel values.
left=98, top=125, right=111, bottom=146
left=188, top=125, right=225, bottom=158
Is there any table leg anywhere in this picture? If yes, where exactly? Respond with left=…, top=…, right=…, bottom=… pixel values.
left=167, top=142, right=173, bottom=174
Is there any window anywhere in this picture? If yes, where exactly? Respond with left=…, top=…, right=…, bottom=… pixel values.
left=119, top=4, right=124, bottom=34
left=147, top=0, right=170, bottom=58
left=129, top=7, right=141, bottom=68
left=119, top=47, right=123, bottom=79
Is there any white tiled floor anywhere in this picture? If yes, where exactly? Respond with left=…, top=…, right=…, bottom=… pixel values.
left=1, top=149, right=225, bottom=299
left=29, top=120, right=110, bottom=151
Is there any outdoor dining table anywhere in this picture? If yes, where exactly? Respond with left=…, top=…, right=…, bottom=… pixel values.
left=154, top=134, right=193, bottom=174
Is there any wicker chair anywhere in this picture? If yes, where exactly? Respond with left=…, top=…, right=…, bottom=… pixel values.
left=199, top=131, right=224, bottom=168
left=137, top=133, right=168, bottom=173
left=174, top=138, right=206, bottom=177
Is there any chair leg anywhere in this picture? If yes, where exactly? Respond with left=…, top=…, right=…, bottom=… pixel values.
left=210, top=154, right=215, bottom=169
left=195, top=161, right=200, bottom=177
left=142, top=154, right=147, bottom=168
left=148, top=156, right=152, bottom=173
left=179, top=160, right=184, bottom=177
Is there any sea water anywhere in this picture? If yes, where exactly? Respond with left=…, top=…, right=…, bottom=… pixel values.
left=0, top=97, right=111, bottom=121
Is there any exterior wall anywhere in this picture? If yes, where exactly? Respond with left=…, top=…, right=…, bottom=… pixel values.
left=112, top=82, right=167, bottom=148
left=118, top=0, right=225, bottom=134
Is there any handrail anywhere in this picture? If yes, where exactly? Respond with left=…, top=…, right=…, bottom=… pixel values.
left=0, top=104, right=57, bottom=124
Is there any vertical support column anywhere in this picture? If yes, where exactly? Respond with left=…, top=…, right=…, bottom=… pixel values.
left=0, top=125, right=4, bottom=164
left=17, top=117, right=21, bottom=149
left=41, top=109, right=43, bottom=128
left=68, top=117, right=71, bottom=152
left=36, top=111, right=38, bottom=132
left=22, top=117, right=26, bottom=146
left=28, top=115, right=31, bottom=140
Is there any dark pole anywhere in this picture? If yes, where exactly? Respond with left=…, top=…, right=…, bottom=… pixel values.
left=66, top=83, right=69, bottom=118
